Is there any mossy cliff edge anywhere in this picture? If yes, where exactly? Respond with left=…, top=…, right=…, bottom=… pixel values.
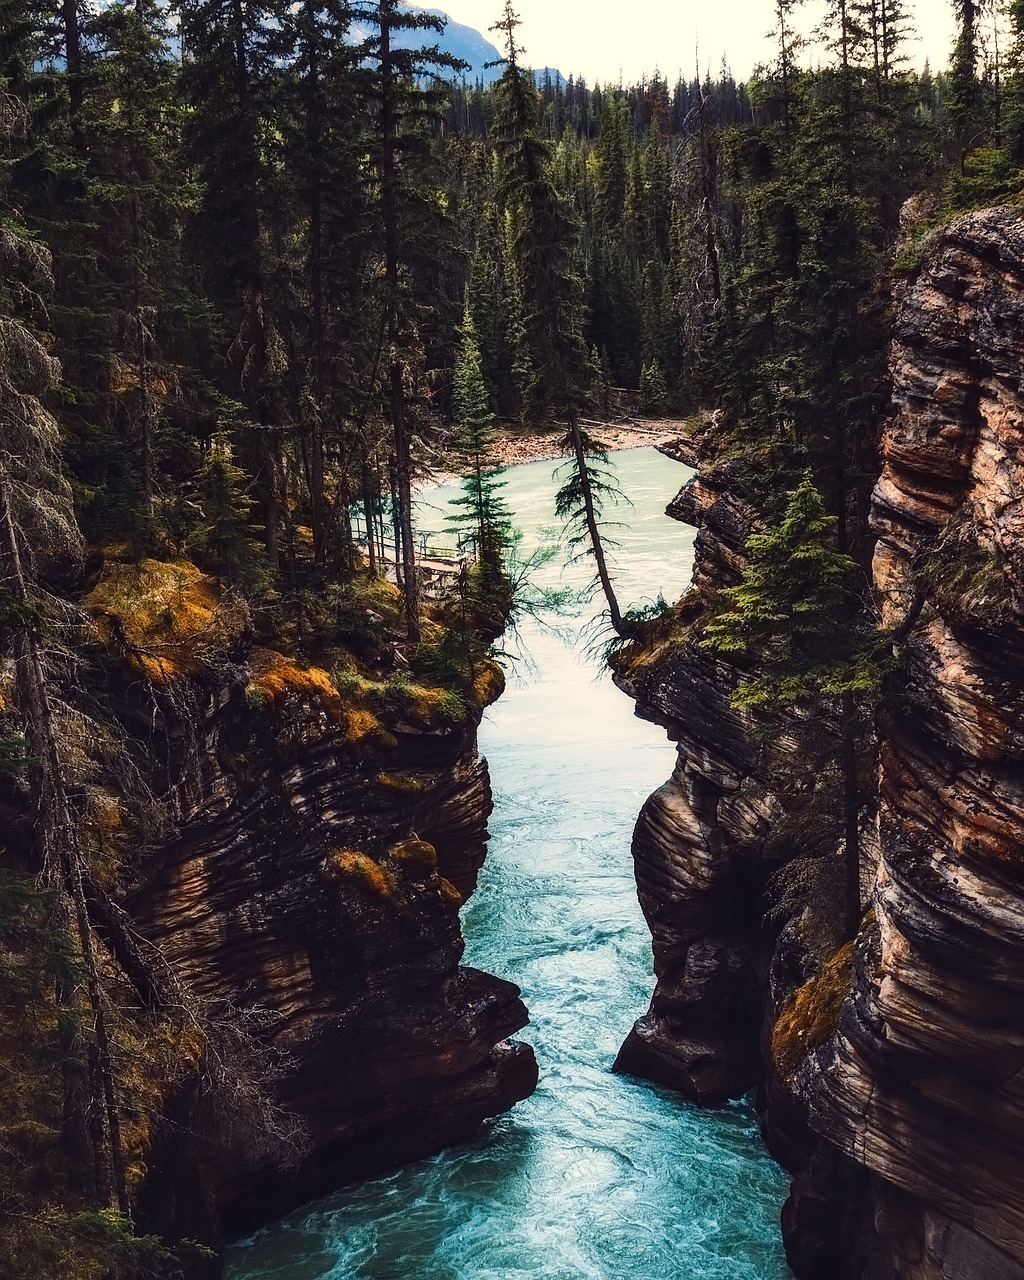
left=612, top=207, right=1024, bottom=1279
left=1, top=547, right=536, bottom=1276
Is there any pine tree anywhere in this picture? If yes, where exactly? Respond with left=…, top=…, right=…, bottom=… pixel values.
left=0, top=126, right=130, bottom=1223
left=83, top=0, right=189, bottom=537
left=279, top=0, right=368, bottom=570
left=188, top=437, right=270, bottom=590
left=490, top=3, right=626, bottom=634
left=1005, top=0, right=1024, bottom=161
left=702, top=473, right=877, bottom=933
left=446, top=312, right=511, bottom=572
left=179, top=0, right=289, bottom=566
left=445, top=313, right=513, bottom=625
left=639, top=359, right=669, bottom=415
left=359, top=0, right=466, bottom=643
left=947, top=0, right=984, bottom=151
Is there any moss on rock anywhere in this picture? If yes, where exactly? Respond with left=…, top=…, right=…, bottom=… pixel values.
left=771, top=940, right=855, bottom=1080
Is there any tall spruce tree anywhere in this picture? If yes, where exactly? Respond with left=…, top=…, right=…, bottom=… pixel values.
left=278, top=0, right=367, bottom=570
left=179, top=0, right=289, bottom=568
left=947, top=0, right=984, bottom=150
left=446, top=312, right=512, bottom=623
left=490, top=3, right=625, bottom=634
left=447, top=312, right=510, bottom=570
left=1005, top=0, right=1024, bottom=160
left=358, top=0, right=465, bottom=642
left=84, top=0, right=188, bottom=536
left=702, top=473, right=876, bottom=934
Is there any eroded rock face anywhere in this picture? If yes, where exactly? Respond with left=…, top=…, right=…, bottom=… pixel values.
left=617, top=206, right=1024, bottom=1277
left=611, top=454, right=789, bottom=1105
left=784, top=207, right=1024, bottom=1278
left=97, top=631, right=536, bottom=1250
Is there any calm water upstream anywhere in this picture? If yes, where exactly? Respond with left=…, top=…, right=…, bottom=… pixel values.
left=226, top=446, right=792, bottom=1280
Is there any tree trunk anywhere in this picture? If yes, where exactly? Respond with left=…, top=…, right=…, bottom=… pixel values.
left=0, top=481, right=129, bottom=1215
left=841, top=692, right=861, bottom=936
left=380, top=5, right=420, bottom=643
left=62, top=0, right=85, bottom=153
left=568, top=413, right=624, bottom=635
left=305, top=0, right=328, bottom=564
left=361, top=454, right=378, bottom=576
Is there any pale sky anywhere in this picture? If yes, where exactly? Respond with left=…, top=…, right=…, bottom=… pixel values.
left=435, top=0, right=961, bottom=82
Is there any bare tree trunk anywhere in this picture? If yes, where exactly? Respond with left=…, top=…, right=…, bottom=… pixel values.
left=380, top=5, right=420, bottom=643
left=696, top=83, right=722, bottom=307
left=841, top=693, right=861, bottom=936
left=138, top=315, right=156, bottom=520
left=390, top=361, right=420, bottom=641
left=361, top=453, right=378, bottom=576
left=130, top=188, right=156, bottom=521
left=389, top=462, right=403, bottom=590
left=62, top=0, right=85, bottom=154
left=259, top=430, right=281, bottom=568
left=304, top=0, right=329, bottom=564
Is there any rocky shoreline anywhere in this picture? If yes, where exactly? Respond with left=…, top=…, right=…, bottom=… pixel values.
left=487, top=419, right=686, bottom=467
left=420, top=419, right=689, bottom=490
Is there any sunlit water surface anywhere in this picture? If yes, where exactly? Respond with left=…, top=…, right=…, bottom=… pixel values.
left=226, top=447, right=792, bottom=1280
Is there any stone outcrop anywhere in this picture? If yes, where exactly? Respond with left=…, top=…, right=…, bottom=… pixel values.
left=76, top=568, right=537, bottom=1259
left=610, top=450, right=786, bottom=1104
left=614, top=207, right=1024, bottom=1277
left=783, top=206, right=1024, bottom=1278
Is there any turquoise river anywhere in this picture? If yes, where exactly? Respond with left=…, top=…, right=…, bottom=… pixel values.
left=226, top=446, right=792, bottom=1280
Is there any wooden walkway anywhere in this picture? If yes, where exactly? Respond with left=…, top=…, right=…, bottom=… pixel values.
left=359, top=532, right=472, bottom=599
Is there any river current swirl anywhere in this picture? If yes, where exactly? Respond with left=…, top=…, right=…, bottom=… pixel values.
left=227, top=447, right=792, bottom=1280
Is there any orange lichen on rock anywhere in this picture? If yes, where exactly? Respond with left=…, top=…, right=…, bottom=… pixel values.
left=375, top=771, right=426, bottom=793
left=771, top=940, right=855, bottom=1080
left=344, top=707, right=398, bottom=751
left=389, top=838, right=438, bottom=874
left=390, top=682, right=468, bottom=731
left=473, top=660, right=505, bottom=707
left=609, top=596, right=703, bottom=680
left=325, top=849, right=402, bottom=901
left=249, top=647, right=344, bottom=717
left=85, top=557, right=248, bottom=685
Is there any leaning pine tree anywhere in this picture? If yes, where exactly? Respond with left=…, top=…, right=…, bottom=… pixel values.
left=489, top=2, right=627, bottom=635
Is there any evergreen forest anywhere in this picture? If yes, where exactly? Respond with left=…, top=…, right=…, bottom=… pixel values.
left=1, top=0, right=1024, bottom=1272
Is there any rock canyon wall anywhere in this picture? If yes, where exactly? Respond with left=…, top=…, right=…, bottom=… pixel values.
left=614, top=207, right=1024, bottom=1279
left=64, top=569, right=537, bottom=1262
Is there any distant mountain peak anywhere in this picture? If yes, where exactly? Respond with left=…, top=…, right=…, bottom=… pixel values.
left=351, top=4, right=563, bottom=87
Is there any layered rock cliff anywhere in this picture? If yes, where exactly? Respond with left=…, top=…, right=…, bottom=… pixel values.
left=613, top=206, right=1024, bottom=1278
left=21, top=559, right=537, bottom=1265
left=611, top=449, right=785, bottom=1104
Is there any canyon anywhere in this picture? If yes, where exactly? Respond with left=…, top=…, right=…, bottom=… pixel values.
left=613, top=205, right=1024, bottom=1278
left=16, top=204, right=1020, bottom=1280
left=146, top=204, right=1024, bottom=1278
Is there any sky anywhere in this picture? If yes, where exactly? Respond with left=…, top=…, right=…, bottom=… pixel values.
left=431, top=0, right=960, bottom=83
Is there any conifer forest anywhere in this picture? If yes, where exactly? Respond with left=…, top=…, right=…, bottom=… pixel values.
left=2, top=0, right=1024, bottom=1275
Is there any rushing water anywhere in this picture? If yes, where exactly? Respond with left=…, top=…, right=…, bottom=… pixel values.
left=227, top=447, right=792, bottom=1280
